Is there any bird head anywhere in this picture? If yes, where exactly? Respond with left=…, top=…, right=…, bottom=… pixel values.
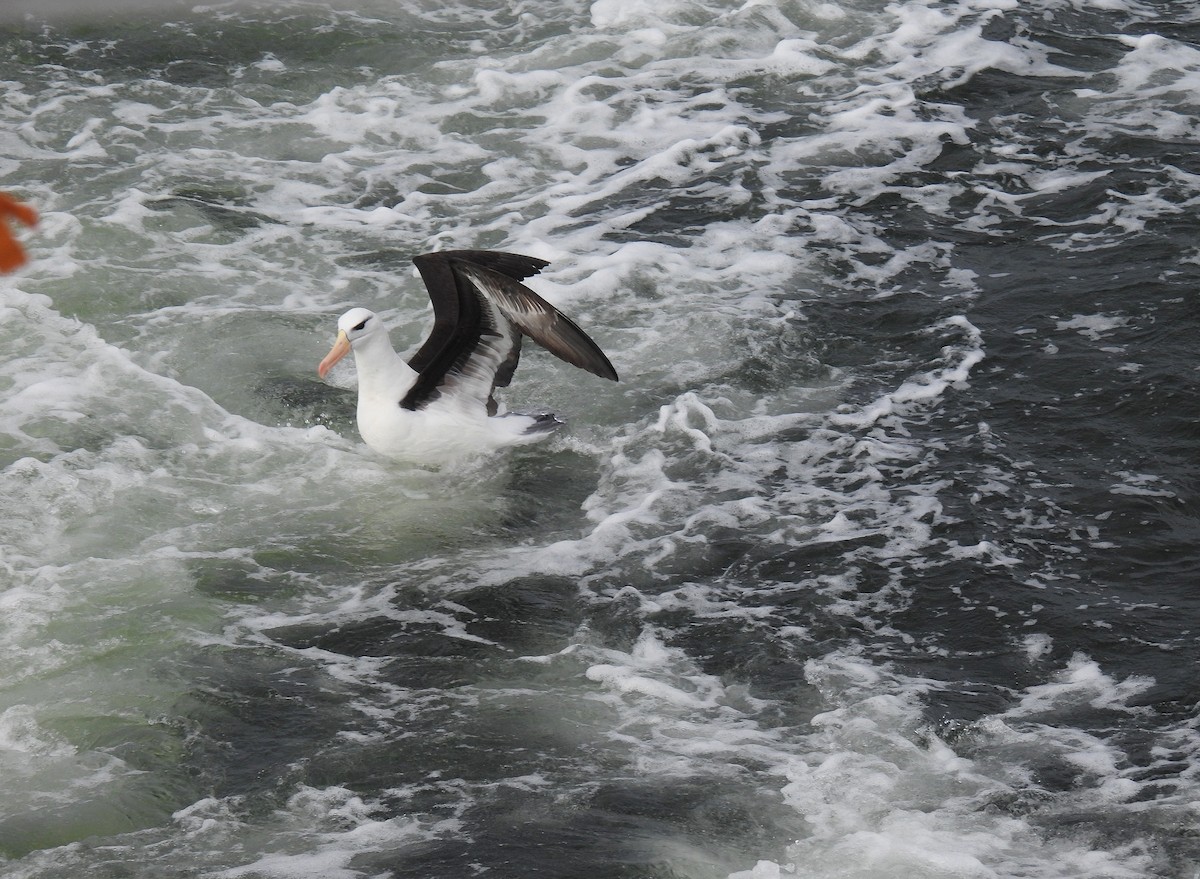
left=317, top=307, right=380, bottom=379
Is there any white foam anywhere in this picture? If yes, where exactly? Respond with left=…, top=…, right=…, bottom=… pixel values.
left=1056, top=313, right=1130, bottom=340
left=0, top=706, right=74, bottom=760
left=831, top=316, right=985, bottom=429
left=738, top=649, right=1165, bottom=879
left=586, top=630, right=722, bottom=711
left=1008, top=653, right=1154, bottom=718
left=1022, top=633, right=1053, bottom=661
left=1, top=0, right=1191, bottom=876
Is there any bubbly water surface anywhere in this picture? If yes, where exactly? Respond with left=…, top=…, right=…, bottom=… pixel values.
left=2, top=1, right=1199, bottom=877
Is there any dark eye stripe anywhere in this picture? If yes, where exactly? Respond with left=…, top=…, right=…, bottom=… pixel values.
left=352, top=319, right=369, bottom=331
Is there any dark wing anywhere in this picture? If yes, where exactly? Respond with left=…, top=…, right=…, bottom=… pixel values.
left=407, top=250, right=547, bottom=376
left=454, top=262, right=619, bottom=382
left=402, top=250, right=618, bottom=413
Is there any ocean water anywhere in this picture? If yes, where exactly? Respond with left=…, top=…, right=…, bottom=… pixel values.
left=2, top=0, right=1199, bottom=876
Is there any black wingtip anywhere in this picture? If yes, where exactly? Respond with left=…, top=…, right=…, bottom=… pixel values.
left=548, top=310, right=620, bottom=382
left=450, top=260, right=620, bottom=383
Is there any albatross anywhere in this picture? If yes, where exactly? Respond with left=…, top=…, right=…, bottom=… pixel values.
left=317, top=250, right=618, bottom=465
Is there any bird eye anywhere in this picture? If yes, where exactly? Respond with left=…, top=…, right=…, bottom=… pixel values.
left=352, top=318, right=369, bottom=331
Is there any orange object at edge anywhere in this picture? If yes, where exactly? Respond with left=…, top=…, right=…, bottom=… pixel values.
left=0, top=192, right=39, bottom=273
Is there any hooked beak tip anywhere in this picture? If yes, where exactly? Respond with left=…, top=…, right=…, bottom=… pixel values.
left=318, top=330, right=351, bottom=380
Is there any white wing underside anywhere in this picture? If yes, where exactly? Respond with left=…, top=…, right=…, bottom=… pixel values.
left=431, top=291, right=517, bottom=415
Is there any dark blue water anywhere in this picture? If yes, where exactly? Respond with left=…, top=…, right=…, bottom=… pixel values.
left=2, top=1, right=1199, bottom=877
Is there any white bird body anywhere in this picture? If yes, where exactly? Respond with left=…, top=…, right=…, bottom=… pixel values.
left=318, top=250, right=618, bottom=466
left=349, top=326, right=550, bottom=463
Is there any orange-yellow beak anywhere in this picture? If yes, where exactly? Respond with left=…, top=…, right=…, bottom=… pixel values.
left=318, top=330, right=351, bottom=379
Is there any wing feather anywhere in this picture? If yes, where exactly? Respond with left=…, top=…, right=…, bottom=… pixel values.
left=400, top=250, right=618, bottom=413
left=453, top=263, right=619, bottom=382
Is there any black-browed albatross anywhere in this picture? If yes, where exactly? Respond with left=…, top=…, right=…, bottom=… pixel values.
left=317, top=250, right=618, bottom=465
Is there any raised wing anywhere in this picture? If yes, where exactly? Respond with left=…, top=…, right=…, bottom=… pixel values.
left=454, top=262, right=619, bottom=382
left=401, top=250, right=617, bottom=413
left=408, top=250, right=547, bottom=377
